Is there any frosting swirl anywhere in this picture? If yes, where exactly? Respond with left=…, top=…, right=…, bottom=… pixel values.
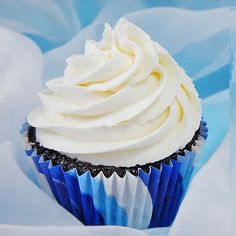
left=27, top=18, right=201, bottom=166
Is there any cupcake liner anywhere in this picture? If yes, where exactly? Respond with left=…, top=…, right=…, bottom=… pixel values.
left=20, top=121, right=207, bottom=229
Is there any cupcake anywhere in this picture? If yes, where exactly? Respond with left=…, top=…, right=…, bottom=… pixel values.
left=21, top=18, right=207, bottom=229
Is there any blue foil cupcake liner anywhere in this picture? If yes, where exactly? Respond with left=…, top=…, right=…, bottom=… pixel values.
left=20, top=121, right=207, bottom=229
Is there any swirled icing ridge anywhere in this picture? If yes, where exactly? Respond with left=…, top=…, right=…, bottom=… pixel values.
left=27, top=18, right=201, bottom=166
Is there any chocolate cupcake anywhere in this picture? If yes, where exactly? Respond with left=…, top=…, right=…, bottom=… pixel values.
left=21, top=18, right=207, bottom=229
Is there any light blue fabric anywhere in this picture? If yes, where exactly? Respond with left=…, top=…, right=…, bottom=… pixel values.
left=0, top=1, right=230, bottom=236
left=0, top=0, right=227, bottom=52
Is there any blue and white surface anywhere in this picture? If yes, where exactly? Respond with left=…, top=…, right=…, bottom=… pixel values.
left=0, top=1, right=230, bottom=236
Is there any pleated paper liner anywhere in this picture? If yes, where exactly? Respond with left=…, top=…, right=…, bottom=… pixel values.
left=20, top=121, right=207, bottom=229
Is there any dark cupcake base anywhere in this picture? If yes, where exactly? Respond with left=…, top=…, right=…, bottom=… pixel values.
left=27, top=126, right=200, bottom=178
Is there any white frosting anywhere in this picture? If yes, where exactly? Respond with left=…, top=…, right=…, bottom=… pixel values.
left=27, top=18, right=201, bottom=166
